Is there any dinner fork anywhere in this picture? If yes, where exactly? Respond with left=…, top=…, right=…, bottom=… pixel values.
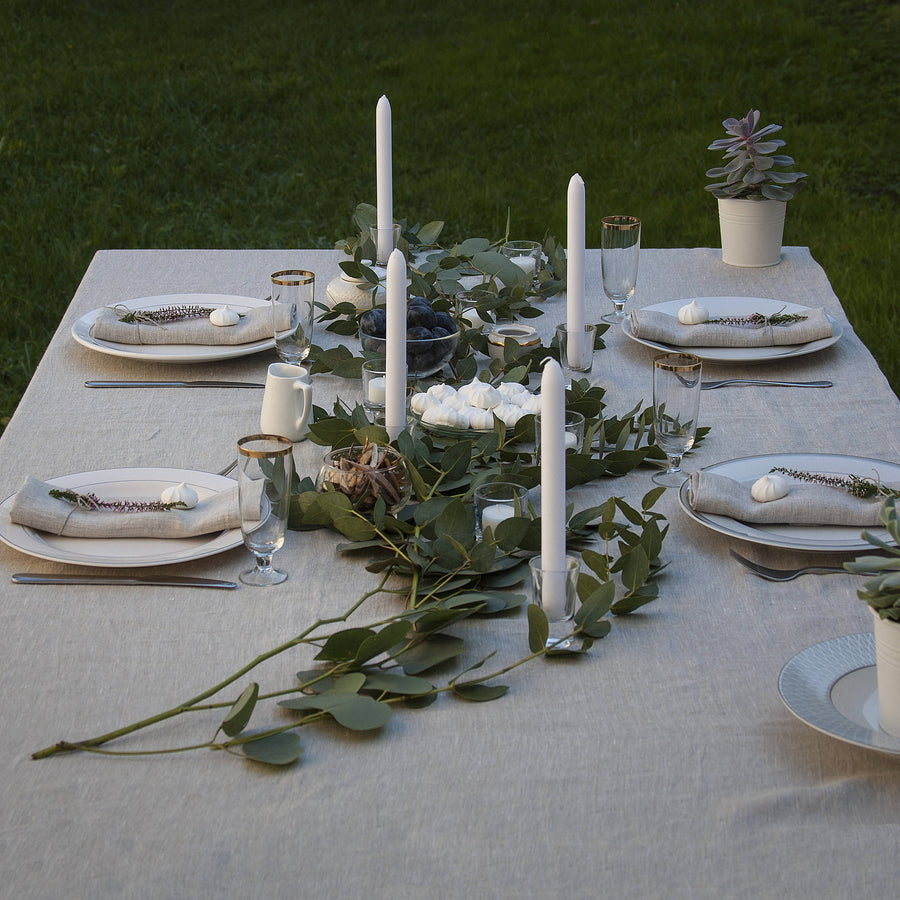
left=728, top=548, right=855, bottom=581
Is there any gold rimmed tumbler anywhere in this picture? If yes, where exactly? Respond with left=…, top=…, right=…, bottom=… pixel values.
left=237, top=434, right=294, bottom=586
left=651, top=353, right=702, bottom=487
left=271, top=270, right=315, bottom=364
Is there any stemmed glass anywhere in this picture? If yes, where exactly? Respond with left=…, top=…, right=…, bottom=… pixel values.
left=651, top=353, right=702, bottom=487
left=600, top=215, right=641, bottom=323
left=237, top=434, right=294, bottom=585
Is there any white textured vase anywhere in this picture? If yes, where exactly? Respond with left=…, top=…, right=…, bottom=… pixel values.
left=717, top=198, right=786, bottom=267
left=325, top=273, right=385, bottom=311
left=872, top=609, right=900, bottom=737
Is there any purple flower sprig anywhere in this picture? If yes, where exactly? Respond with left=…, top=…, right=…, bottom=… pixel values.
left=49, top=488, right=188, bottom=512
left=769, top=467, right=900, bottom=500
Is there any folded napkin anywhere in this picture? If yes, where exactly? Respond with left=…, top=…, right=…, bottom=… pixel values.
left=630, top=307, right=834, bottom=347
left=90, top=303, right=293, bottom=346
left=687, top=471, right=888, bottom=526
left=9, top=476, right=243, bottom=538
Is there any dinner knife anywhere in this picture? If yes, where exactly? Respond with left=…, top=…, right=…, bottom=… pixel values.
left=85, top=380, right=265, bottom=389
left=12, top=573, right=238, bottom=588
left=700, top=379, right=833, bottom=390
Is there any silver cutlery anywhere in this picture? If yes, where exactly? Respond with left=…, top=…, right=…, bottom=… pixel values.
left=217, top=460, right=238, bottom=477
left=12, top=573, right=238, bottom=588
left=728, top=549, right=858, bottom=582
left=85, top=380, right=265, bottom=389
left=701, top=379, right=832, bottom=390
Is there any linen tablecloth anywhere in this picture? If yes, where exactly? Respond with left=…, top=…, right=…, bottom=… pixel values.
left=1, top=248, right=898, bottom=899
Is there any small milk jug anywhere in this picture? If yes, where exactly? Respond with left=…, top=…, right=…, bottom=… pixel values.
left=260, top=363, right=312, bottom=442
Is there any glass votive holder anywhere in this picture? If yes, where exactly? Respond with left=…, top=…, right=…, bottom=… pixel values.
left=535, top=410, right=586, bottom=456
left=474, top=481, right=528, bottom=541
left=556, top=323, right=596, bottom=386
left=501, top=240, right=542, bottom=287
left=369, top=223, right=402, bottom=265
left=362, top=358, right=387, bottom=411
left=529, top=554, right=580, bottom=649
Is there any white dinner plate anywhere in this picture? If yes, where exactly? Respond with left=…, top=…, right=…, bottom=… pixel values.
left=72, top=293, right=274, bottom=363
left=779, top=632, right=900, bottom=757
left=0, top=467, right=242, bottom=568
left=677, top=452, right=900, bottom=551
left=622, top=297, right=842, bottom=363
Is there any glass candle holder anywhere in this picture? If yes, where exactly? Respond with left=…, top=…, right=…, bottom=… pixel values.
left=536, top=410, right=586, bottom=456
left=474, top=481, right=527, bottom=541
left=362, top=359, right=387, bottom=411
left=501, top=240, right=542, bottom=287
left=529, top=554, right=580, bottom=650
left=556, top=323, right=596, bottom=386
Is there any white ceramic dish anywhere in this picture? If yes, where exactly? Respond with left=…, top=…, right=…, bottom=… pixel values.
left=622, top=296, right=842, bottom=363
left=677, top=452, right=900, bottom=551
left=779, top=632, right=900, bottom=757
left=71, top=294, right=274, bottom=363
left=0, top=467, right=241, bottom=568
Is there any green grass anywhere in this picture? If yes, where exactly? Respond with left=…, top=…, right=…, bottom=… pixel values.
left=1, top=0, right=897, bottom=431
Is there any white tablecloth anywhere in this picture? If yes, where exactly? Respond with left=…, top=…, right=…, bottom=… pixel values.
left=1, top=248, right=898, bottom=899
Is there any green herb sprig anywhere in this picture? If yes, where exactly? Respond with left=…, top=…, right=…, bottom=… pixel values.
left=706, top=309, right=808, bottom=328
left=48, top=488, right=187, bottom=512
left=769, top=466, right=900, bottom=500
left=113, top=304, right=244, bottom=325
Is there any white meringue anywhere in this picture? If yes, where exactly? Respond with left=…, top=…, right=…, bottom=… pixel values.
left=444, top=392, right=471, bottom=412
left=466, top=384, right=502, bottom=410
left=410, top=392, right=437, bottom=415
left=677, top=300, right=709, bottom=325
left=422, top=403, right=470, bottom=429
left=209, top=306, right=241, bottom=327
left=498, top=381, right=531, bottom=402
left=426, top=383, right=457, bottom=402
left=750, top=473, right=790, bottom=503
left=493, top=402, right=524, bottom=426
left=161, top=482, right=199, bottom=509
left=467, top=407, right=496, bottom=431
left=517, top=394, right=542, bottom=415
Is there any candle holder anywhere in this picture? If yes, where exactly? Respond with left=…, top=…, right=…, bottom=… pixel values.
left=361, top=359, right=387, bottom=412
left=501, top=240, right=542, bottom=289
left=529, top=555, right=580, bottom=650
left=556, top=323, right=596, bottom=386
left=369, top=224, right=402, bottom=266
left=474, top=482, right=528, bottom=541
left=536, top=410, right=586, bottom=456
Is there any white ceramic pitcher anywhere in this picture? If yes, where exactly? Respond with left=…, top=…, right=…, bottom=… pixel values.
left=260, top=363, right=312, bottom=442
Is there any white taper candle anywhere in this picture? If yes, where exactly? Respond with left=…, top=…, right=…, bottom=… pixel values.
left=566, top=173, right=587, bottom=368
left=384, top=248, right=407, bottom=439
left=540, top=357, right=567, bottom=618
left=376, top=95, right=393, bottom=263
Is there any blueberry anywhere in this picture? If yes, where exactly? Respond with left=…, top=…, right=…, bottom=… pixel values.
left=359, top=308, right=386, bottom=338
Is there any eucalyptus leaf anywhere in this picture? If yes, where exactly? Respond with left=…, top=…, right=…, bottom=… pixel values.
left=354, top=621, right=412, bottom=664
left=314, top=627, right=375, bottom=662
left=395, top=633, right=465, bottom=674
left=241, top=732, right=303, bottom=766
left=452, top=683, right=509, bottom=702
left=221, top=682, right=259, bottom=738
left=527, top=603, right=549, bottom=653
left=279, top=690, right=392, bottom=731
left=362, top=672, right=434, bottom=696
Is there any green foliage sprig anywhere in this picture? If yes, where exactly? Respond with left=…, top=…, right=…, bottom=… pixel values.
left=770, top=467, right=900, bottom=500
left=48, top=488, right=188, bottom=513
left=845, top=497, right=900, bottom=622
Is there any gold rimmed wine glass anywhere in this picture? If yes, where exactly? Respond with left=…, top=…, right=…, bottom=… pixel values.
left=600, top=215, right=641, bottom=324
left=651, top=352, right=702, bottom=487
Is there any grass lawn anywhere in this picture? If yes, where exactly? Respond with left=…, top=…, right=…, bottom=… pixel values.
left=1, top=0, right=897, bottom=431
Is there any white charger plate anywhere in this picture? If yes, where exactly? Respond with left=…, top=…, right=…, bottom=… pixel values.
left=622, top=296, right=842, bottom=363
left=677, top=452, right=900, bottom=551
left=0, top=467, right=241, bottom=568
left=779, top=632, right=900, bottom=757
left=71, top=293, right=274, bottom=363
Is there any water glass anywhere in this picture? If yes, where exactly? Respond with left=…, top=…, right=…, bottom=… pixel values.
left=651, top=352, right=702, bottom=487
left=474, top=482, right=527, bottom=541
left=601, top=216, right=641, bottom=323
left=237, top=434, right=294, bottom=586
left=271, top=270, right=315, bottom=364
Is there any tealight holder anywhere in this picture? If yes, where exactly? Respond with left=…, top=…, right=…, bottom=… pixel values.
left=361, top=359, right=387, bottom=412
left=556, top=323, right=596, bottom=386
left=535, top=410, right=586, bottom=456
left=501, top=240, right=542, bottom=288
left=529, top=555, right=580, bottom=650
left=369, top=223, right=402, bottom=266
left=474, top=482, right=527, bottom=541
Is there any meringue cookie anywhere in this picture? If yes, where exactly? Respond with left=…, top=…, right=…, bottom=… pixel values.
left=466, top=384, right=502, bottom=410
left=410, top=392, right=437, bottom=416
left=467, top=407, right=496, bottom=431
left=444, top=392, right=471, bottom=412
left=517, top=393, right=542, bottom=415
left=209, top=306, right=241, bottom=327
left=161, top=482, right=199, bottom=509
left=426, top=383, right=457, bottom=402
left=493, top=402, right=524, bottom=426
left=498, top=381, right=531, bottom=402
left=750, top=473, right=790, bottom=503
left=677, top=300, right=709, bottom=325
left=422, top=403, right=470, bottom=429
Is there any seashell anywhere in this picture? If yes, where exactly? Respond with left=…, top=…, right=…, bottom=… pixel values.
left=750, top=473, right=790, bottom=503
left=209, top=306, right=241, bottom=327
left=160, top=482, right=199, bottom=509
left=677, top=299, right=709, bottom=325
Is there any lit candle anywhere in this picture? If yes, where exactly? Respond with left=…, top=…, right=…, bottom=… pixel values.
left=540, top=357, right=567, bottom=618
left=385, top=248, right=407, bottom=439
left=376, top=95, right=393, bottom=264
left=566, top=174, right=587, bottom=368
left=482, top=503, right=515, bottom=533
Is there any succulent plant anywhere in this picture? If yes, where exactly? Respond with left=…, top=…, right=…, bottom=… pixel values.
left=845, top=496, right=900, bottom=622
left=705, top=109, right=807, bottom=202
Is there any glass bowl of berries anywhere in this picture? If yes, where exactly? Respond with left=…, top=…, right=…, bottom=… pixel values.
left=359, top=297, right=460, bottom=378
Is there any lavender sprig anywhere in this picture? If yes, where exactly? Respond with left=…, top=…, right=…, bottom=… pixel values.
left=113, top=304, right=244, bottom=326
left=49, top=488, right=187, bottom=512
left=768, top=467, right=900, bottom=500
left=706, top=309, right=808, bottom=329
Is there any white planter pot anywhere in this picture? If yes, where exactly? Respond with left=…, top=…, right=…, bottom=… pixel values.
left=325, top=273, right=385, bottom=312
left=717, top=198, right=786, bottom=267
left=872, top=609, right=900, bottom=737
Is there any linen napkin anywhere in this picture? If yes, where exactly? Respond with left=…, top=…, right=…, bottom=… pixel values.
left=8, top=476, right=243, bottom=538
left=629, top=307, right=834, bottom=347
left=90, top=302, right=293, bottom=346
left=687, top=471, right=889, bottom=526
